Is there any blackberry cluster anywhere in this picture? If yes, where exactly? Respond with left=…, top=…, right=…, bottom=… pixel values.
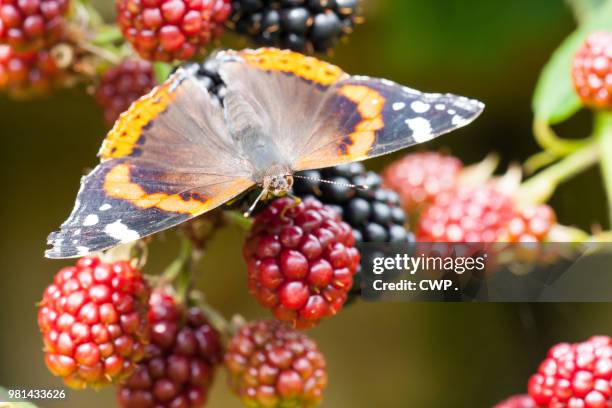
left=0, top=44, right=61, bottom=98
left=117, top=290, right=222, bottom=408
left=228, top=0, right=360, bottom=53
left=293, top=162, right=415, bottom=299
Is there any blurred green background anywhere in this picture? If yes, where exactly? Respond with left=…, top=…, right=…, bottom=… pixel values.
left=2, top=0, right=612, bottom=407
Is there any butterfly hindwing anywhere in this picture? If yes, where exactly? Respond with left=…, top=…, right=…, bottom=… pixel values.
left=294, top=76, right=485, bottom=170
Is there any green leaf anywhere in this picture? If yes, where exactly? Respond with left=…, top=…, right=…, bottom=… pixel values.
left=567, top=0, right=607, bottom=23
left=0, top=387, right=40, bottom=408
left=153, top=62, right=173, bottom=84
left=532, top=0, right=612, bottom=124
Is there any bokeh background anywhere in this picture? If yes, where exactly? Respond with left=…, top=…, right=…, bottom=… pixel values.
left=2, top=0, right=612, bottom=407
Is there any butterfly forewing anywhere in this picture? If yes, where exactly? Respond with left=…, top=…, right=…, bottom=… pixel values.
left=294, top=76, right=485, bottom=170
left=45, top=67, right=254, bottom=258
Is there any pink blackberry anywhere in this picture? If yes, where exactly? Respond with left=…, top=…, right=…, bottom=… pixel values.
left=528, top=336, right=612, bottom=407
left=382, top=151, right=464, bottom=215
left=225, top=319, right=327, bottom=407
left=37, top=257, right=150, bottom=389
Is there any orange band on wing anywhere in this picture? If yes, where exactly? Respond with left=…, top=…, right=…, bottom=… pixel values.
left=103, top=164, right=210, bottom=215
left=338, top=85, right=385, bottom=158
left=99, top=76, right=180, bottom=161
left=237, top=48, right=346, bottom=86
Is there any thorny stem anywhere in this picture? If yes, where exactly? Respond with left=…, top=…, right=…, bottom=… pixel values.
left=533, top=118, right=590, bottom=157
left=595, top=111, right=612, bottom=227
left=517, top=142, right=599, bottom=205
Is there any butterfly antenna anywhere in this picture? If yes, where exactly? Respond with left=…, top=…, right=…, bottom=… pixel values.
left=292, top=174, right=369, bottom=190
left=243, top=189, right=267, bottom=218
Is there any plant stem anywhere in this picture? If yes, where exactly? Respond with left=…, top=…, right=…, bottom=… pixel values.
left=161, top=236, right=195, bottom=304
left=533, top=118, right=589, bottom=156
left=595, top=111, right=612, bottom=227
left=223, top=210, right=254, bottom=231
left=516, top=142, right=599, bottom=204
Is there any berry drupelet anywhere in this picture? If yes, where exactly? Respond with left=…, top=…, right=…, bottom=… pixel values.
left=116, top=0, right=232, bottom=62
left=528, top=336, right=612, bottom=408
left=572, top=31, right=612, bottom=109
left=0, top=0, right=69, bottom=52
left=225, top=319, right=327, bottom=408
left=243, top=197, right=360, bottom=329
left=293, top=162, right=414, bottom=299
left=228, top=0, right=360, bottom=53
left=117, top=290, right=223, bottom=408
left=95, top=58, right=157, bottom=125
left=37, top=257, right=150, bottom=389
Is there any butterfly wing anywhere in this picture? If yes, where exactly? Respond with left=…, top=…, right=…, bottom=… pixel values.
left=214, top=48, right=483, bottom=172
left=46, top=67, right=254, bottom=258
left=295, top=76, right=485, bottom=170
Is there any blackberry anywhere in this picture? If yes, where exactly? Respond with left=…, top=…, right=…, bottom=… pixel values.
left=228, top=0, right=360, bottom=53
left=243, top=197, right=360, bottom=329
left=293, top=162, right=415, bottom=301
left=37, top=257, right=150, bottom=389
left=116, top=0, right=232, bottom=62
left=95, top=58, right=156, bottom=125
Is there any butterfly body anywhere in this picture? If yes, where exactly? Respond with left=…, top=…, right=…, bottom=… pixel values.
left=46, top=48, right=484, bottom=259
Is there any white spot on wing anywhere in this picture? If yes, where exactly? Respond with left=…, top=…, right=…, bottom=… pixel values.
left=73, top=229, right=81, bottom=236
left=447, top=109, right=456, bottom=115
left=99, top=204, right=112, bottom=211
left=83, top=214, right=99, bottom=226
left=76, top=246, right=90, bottom=256
left=104, top=220, right=141, bottom=243
left=452, top=115, right=470, bottom=126
left=435, top=104, right=446, bottom=111
left=411, top=101, right=431, bottom=113
left=392, top=102, right=405, bottom=111
left=381, top=79, right=395, bottom=86
left=405, top=117, right=433, bottom=142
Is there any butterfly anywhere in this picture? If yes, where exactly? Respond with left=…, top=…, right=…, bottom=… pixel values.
left=45, top=48, right=484, bottom=258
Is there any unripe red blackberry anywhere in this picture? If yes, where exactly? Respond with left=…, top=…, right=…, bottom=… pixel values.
left=528, top=336, right=612, bottom=407
left=503, top=204, right=556, bottom=243
left=572, top=31, right=612, bottom=109
left=37, top=257, right=150, bottom=389
left=0, top=44, right=61, bottom=98
left=243, top=197, right=360, bottom=329
left=117, top=290, right=223, bottom=408
left=494, top=395, right=537, bottom=408
left=382, top=151, right=464, bottom=215
left=416, top=185, right=517, bottom=243
left=293, top=162, right=415, bottom=301
left=95, top=58, right=156, bottom=125
left=229, top=0, right=360, bottom=53
left=225, top=319, right=327, bottom=408
left=116, top=0, right=232, bottom=62
left=0, top=0, right=69, bottom=52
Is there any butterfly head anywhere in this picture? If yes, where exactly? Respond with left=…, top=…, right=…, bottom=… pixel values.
left=262, top=173, right=294, bottom=196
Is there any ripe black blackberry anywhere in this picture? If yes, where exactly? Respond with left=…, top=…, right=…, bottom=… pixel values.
left=228, top=0, right=360, bottom=53
left=293, top=162, right=415, bottom=300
